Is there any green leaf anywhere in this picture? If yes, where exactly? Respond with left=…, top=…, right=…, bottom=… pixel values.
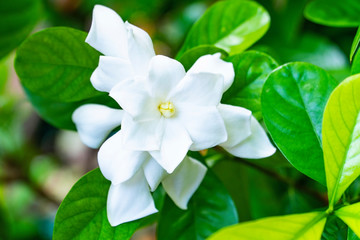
left=157, top=170, right=238, bottom=240
left=177, top=0, right=270, bottom=58
left=15, top=27, right=101, bottom=102
left=304, top=0, right=360, bottom=27
left=177, top=45, right=228, bottom=71
left=321, top=214, right=348, bottom=240
left=0, top=0, right=42, bottom=59
left=351, top=27, right=360, bottom=62
left=24, top=86, right=118, bottom=130
left=322, top=74, right=360, bottom=207
left=336, top=202, right=360, bottom=238
left=348, top=228, right=360, bottom=240
left=208, top=211, right=327, bottom=240
left=222, top=51, right=278, bottom=120
left=262, top=62, right=339, bottom=184
left=53, top=168, right=141, bottom=240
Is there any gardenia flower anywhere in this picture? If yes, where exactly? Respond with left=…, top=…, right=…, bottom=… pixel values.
left=72, top=4, right=276, bottom=226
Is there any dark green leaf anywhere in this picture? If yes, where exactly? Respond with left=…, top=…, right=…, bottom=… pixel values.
left=0, top=0, right=42, bottom=59
left=348, top=228, right=360, bottom=240
left=351, top=27, right=360, bottom=62
left=53, top=168, right=141, bottom=240
left=177, top=45, right=228, bottom=71
left=304, top=0, right=360, bottom=27
left=157, top=169, right=238, bottom=240
left=222, top=51, right=278, bottom=119
left=15, top=27, right=101, bottom=102
left=177, top=0, right=270, bottom=58
left=321, top=214, right=348, bottom=240
left=262, top=62, right=339, bottom=184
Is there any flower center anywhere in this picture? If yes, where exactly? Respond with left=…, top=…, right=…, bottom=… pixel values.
left=158, top=101, right=175, bottom=118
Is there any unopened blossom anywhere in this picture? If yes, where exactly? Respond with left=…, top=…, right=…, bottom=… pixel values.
left=73, top=5, right=275, bottom=226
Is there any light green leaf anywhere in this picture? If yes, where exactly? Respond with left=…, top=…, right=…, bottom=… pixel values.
left=351, top=27, right=360, bottom=62
left=262, top=62, right=339, bottom=184
left=0, top=0, right=42, bottom=59
left=222, top=51, right=278, bottom=120
left=53, top=168, right=141, bottom=240
left=157, top=170, right=238, bottom=240
left=177, top=45, right=228, bottom=71
left=15, top=27, right=101, bottom=102
left=322, top=74, right=360, bottom=207
left=336, top=202, right=360, bottom=238
left=177, top=0, right=270, bottom=58
left=304, top=0, right=360, bottom=27
left=208, top=211, right=327, bottom=240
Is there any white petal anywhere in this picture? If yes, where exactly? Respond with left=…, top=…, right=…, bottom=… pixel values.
left=162, top=156, right=207, bottom=209
left=170, top=72, right=224, bottom=106
left=176, top=103, right=227, bottom=151
left=187, top=53, right=234, bottom=92
left=223, top=116, right=276, bottom=159
left=125, top=22, right=155, bottom=76
left=154, top=119, right=192, bottom=173
left=98, top=131, right=150, bottom=185
left=143, top=158, right=168, bottom=192
left=147, top=55, right=186, bottom=100
left=86, top=5, right=128, bottom=58
left=72, top=104, right=123, bottom=148
left=121, top=113, right=163, bottom=151
left=107, top=171, right=157, bottom=226
left=110, top=80, right=159, bottom=121
left=218, top=104, right=252, bottom=148
left=90, top=56, right=133, bottom=92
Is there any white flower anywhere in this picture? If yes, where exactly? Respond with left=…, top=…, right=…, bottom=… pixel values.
left=72, top=5, right=276, bottom=226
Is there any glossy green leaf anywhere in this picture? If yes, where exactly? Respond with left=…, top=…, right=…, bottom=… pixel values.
left=304, top=0, right=360, bottom=27
left=157, top=170, right=238, bottom=240
left=53, top=168, right=141, bottom=240
left=177, top=45, right=228, bottom=71
left=351, top=27, right=360, bottom=62
left=0, top=0, right=42, bottom=59
left=336, top=202, right=360, bottom=238
left=177, top=0, right=270, bottom=58
left=322, top=74, right=360, bottom=206
left=24, top=86, right=118, bottom=130
left=222, top=51, right=278, bottom=120
left=208, top=211, right=327, bottom=240
left=15, top=27, right=101, bottom=102
left=262, top=62, right=339, bottom=184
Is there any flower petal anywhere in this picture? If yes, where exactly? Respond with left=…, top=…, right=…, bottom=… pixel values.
left=110, top=80, right=159, bottom=121
left=218, top=104, right=252, bottom=148
left=170, top=72, right=224, bottom=106
left=176, top=103, right=227, bottom=151
left=72, top=104, right=123, bottom=148
left=125, top=22, right=155, bottom=76
left=223, top=116, right=276, bottom=159
left=143, top=158, right=168, bottom=192
left=86, top=5, right=128, bottom=58
left=120, top=113, right=163, bottom=151
left=107, top=171, right=157, bottom=226
left=147, top=55, right=186, bottom=100
left=90, top=56, right=133, bottom=92
left=187, top=53, right=234, bottom=92
left=162, top=156, right=207, bottom=209
left=152, top=119, right=192, bottom=173
left=98, top=131, right=150, bottom=185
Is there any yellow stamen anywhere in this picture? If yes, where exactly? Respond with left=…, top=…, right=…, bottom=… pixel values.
left=158, top=101, right=175, bottom=118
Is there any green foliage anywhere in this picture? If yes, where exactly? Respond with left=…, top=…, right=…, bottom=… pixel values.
left=322, top=74, right=360, bottom=207
left=222, top=51, right=278, bottom=120
left=304, top=0, right=360, bottom=27
left=15, top=27, right=101, bottom=102
left=157, top=170, right=238, bottom=240
left=53, top=168, right=142, bottom=240
left=177, top=0, right=270, bottom=58
left=350, top=27, right=360, bottom=62
left=336, top=202, right=360, bottom=238
left=262, top=62, right=339, bottom=185
left=208, top=211, right=327, bottom=240
left=0, top=0, right=42, bottom=59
